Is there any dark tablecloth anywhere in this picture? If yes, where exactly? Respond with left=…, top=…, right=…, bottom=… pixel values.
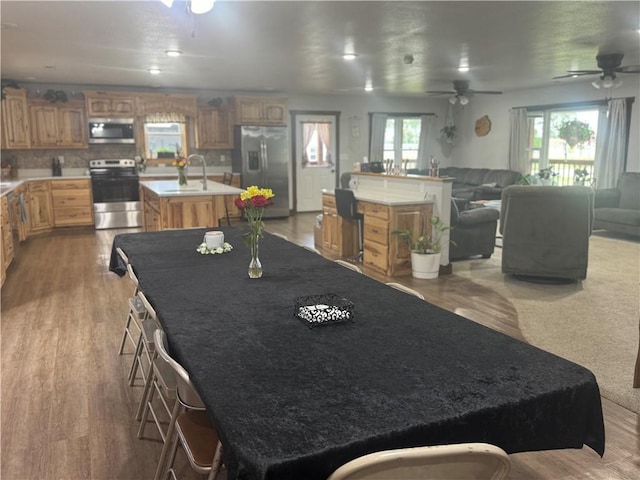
left=110, top=227, right=605, bottom=480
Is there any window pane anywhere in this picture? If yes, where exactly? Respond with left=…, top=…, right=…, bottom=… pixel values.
left=145, top=122, right=186, bottom=159
left=384, top=119, right=396, bottom=161
left=549, top=110, right=598, bottom=185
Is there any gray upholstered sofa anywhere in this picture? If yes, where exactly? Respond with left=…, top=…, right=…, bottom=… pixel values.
left=593, top=172, right=640, bottom=237
left=408, top=167, right=523, bottom=200
left=449, top=198, right=500, bottom=260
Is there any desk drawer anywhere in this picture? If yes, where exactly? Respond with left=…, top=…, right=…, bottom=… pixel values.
left=363, top=216, right=388, bottom=246
left=363, top=240, right=388, bottom=273
left=363, top=202, right=389, bottom=221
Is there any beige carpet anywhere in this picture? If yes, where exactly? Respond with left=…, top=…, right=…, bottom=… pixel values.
left=453, top=232, right=640, bottom=414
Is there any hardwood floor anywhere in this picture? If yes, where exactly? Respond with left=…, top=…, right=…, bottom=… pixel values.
left=1, top=214, right=638, bottom=480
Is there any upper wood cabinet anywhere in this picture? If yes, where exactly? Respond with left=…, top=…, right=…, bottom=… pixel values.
left=84, top=90, right=136, bottom=117
left=1, top=88, right=31, bottom=149
left=196, top=106, right=234, bottom=149
left=233, top=95, right=287, bottom=125
left=136, top=93, right=197, bottom=118
left=29, top=100, right=87, bottom=149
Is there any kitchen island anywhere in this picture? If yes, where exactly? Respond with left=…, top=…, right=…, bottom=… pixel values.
left=139, top=179, right=244, bottom=231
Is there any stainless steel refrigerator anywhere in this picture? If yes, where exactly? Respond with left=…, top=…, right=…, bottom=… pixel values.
left=233, top=126, right=290, bottom=218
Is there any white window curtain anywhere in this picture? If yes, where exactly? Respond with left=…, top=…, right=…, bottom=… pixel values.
left=369, top=113, right=387, bottom=164
left=145, top=112, right=186, bottom=123
left=416, top=115, right=435, bottom=170
left=595, top=98, right=627, bottom=189
left=508, top=108, right=529, bottom=174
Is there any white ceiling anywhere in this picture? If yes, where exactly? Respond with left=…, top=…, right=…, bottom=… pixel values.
left=1, top=1, right=639, bottom=97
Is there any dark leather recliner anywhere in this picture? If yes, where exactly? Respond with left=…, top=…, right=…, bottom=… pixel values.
left=449, top=199, right=500, bottom=260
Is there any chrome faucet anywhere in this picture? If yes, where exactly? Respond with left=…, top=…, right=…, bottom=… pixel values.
left=187, top=154, right=207, bottom=190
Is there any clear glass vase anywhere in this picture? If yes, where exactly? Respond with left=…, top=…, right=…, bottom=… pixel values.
left=248, top=235, right=262, bottom=278
left=178, top=168, right=188, bottom=186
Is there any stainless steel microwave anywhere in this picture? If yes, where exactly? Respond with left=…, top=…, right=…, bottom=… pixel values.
left=88, top=118, right=135, bottom=144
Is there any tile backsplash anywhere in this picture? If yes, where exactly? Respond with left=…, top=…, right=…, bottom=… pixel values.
left=1, top=146, right=232, bottom=170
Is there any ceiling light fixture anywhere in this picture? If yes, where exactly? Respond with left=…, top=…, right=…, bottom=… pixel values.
left=160, top=0, right=174, bottom=7
left=449, top=94, right=469, bottom=105
left=190, top=0, right=215, bottom=14
left=343, top=53, right=357, bottom=61
left=149, top=68, right=161, bottom=75
left=165, top=50, right=182, bottom=57
left=591, top=74, right=623, bottom=89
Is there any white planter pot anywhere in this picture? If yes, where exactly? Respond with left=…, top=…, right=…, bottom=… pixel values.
left=411, top=251, right=441, bottom=279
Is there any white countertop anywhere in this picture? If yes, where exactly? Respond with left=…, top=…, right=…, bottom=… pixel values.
left=322, top=189, right=434, bottom=206
left=140, top=179, right=244, bottom=197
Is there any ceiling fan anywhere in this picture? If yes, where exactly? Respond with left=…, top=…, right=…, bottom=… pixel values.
left=426, top=80, right=503, bottom=105
left=553, top=53, right=640, bottom=89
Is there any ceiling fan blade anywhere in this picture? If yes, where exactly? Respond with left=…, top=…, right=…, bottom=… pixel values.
left=425, top=91, right=455, bottom=95
left=553, top=72, right=596, bottom=79
left=564, top=69, right=602, bottom=75
left=469, top=90, right=503, bottom=95
left=617, top=65, right=640, bottom=73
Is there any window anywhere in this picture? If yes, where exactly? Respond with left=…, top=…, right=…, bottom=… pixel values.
left=527, top=106, right=603, bottom=186
left=302, top=121, right=334, bottom=167
left=382, top=116, right=421, bottom=170
left=144, top=122, right=188, bottom=161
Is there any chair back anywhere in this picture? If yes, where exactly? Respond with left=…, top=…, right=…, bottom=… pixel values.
left=127, top=263, right=140, bottom=288
left=335, top=259, right=363, bottom=274
left=222, top=172, right=234, bottom=185
left=137, top=291, right=157, bottom=321
left=153, top=329, right=206, bottom=410
left=116, top=247, right=129, bottom=265
left=335, top=189, right=360, bottom=220
left=328, top=443, right=510, bottom=480
left=385, top=282, right=425, bottom=300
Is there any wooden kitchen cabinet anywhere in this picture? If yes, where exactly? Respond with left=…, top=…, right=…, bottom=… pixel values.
left=28, top=180, right=54, bottom=233
left=165, top=197, right=216, bottom=229
left=1, top=195, right=14, bottom=287
left=359, top=201, right=433, bottom=276
left=136, top=93, right=197, bottom=117
left=50, top=178, right=94, bottom=227
left=84, top=90, right=136, bottom=117
left=196, top=106, right=234, bottom=149
left=207, top=174, right=242, bottom=219
left=233, top=95, right=287, bottom=125
left=29, top=100, right=87, bottom=148
left=321, top=193, right=358, bottom=257
left=10, top=184, right=30, bottom=241
left=1, top=87, right=31, bottom=149
left=140, top=187, right=161, bottom=232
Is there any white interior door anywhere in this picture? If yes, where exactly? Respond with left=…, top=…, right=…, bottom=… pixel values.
left=295, top=114, right=337, bottom=212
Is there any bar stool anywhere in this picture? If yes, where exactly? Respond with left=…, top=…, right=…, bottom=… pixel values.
left=221, top=172, right=233, bottom=226
left=335, top=188, right=364, bottom=262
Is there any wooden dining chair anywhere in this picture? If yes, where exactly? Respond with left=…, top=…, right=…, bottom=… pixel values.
left=335, top=259, right=363, bottom=274
left=328, top=443, right=511, bottom=480
left=117, top=254, right=146, bottom=355
left=385, top=282, right=425, bottom=300
left=153, top=329, right=224, bottom=480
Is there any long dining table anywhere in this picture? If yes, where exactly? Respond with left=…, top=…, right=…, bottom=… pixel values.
left=110, top=227, right=605, bottom=480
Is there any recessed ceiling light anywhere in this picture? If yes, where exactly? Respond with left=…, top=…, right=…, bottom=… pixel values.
left=343, top=53, right=357, bottom=61
left=149, top=68, right=161, bottom=75
left=458, top=66, right=469, bottom=73
left=165, top=50, right=182, bottom=57
left=190, top=0, right=215, bottom=14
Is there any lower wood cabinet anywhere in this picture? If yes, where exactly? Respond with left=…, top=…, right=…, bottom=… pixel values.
left=1, top=195, right=14, bottom=287
left=50, top=179, right=94, bottom=227
left=28, top=180, right=54, bottom=233
left=321, top=193, right=358, bottom=257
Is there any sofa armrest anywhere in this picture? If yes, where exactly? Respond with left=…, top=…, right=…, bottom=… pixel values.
left=594, top=188, right=620, bottom=208
left=472, top=186, right=503, bottom=201
left=458, top=208, right=500, bottom=226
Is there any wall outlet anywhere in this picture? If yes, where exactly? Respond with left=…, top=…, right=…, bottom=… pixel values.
left=57, top=155, right=64, bottom=165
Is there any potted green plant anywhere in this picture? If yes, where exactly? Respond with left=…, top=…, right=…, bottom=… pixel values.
left=537, top=167, right=557, bottom=185
left=393, top=216, right=454, bottom=279
left=556, top=119, right=594, bottom=149
left=440, top=125, right=457, bottom=144
left=573, top=168, right=590, bottom=186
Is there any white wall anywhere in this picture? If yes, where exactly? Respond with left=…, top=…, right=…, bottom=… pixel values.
left=450, top=78, right=640, bottom=173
